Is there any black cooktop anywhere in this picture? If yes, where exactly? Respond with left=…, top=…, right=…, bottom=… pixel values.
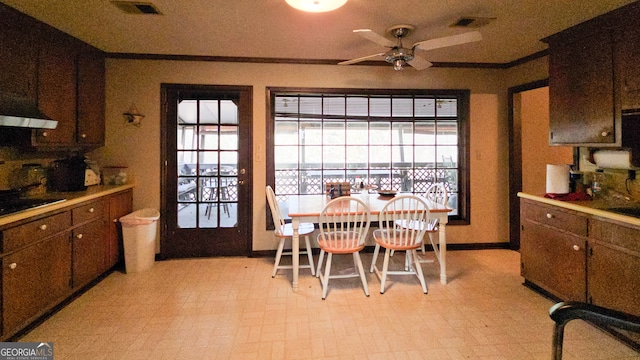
left=0, top=197, right=66, bottom=217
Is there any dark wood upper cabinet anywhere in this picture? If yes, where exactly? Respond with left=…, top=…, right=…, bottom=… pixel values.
left=0, top=5, right=38, bottom=111
left=34, top=28, right=78, bottom=145
left=76, top=44, right=106, bottom=147
left=0, top=2, right=105, bottom=149
left=547, top=20, right=618, bottom=146
left=615, top=5, right=640, bottom=112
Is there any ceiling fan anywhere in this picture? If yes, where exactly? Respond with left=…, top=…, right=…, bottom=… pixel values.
left=338, top=25, right=482, bottom=71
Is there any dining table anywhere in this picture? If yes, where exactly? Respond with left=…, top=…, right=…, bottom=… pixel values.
left=287, top=193, right=452, bottom=291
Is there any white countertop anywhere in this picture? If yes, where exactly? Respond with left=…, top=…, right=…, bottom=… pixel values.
left=517, top=192, right=640, bottom=226
left=0, top=183, right=135, bottom=227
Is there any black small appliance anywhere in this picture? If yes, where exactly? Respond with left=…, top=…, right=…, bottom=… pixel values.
left=49, top=156, right=88, bottom=192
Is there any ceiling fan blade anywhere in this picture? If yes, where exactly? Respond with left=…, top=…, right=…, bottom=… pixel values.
left=407, top=54, right=433, bottom=70
left=413, top=31, right=482, bottom=51
left=354, top=29, right=396, bottom=48
left=338, top=53, right=386, bottom=66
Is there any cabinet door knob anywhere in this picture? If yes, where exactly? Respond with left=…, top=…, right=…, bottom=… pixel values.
left=546, top=213, right=554, bottom=219
left=8, top=263, right=17, bottom=270
left=601, top=131, right=609, bottom=137
left=39, top=224, right=47, bottom=230
left=81, top=133, right=87, bottom=138
left=41, top=131, right=48, bottom=137
left=77, top=233, right=83, bottom=239
left=113, top=218, right=118, bottom=223
left=89, top=207, right=95, bottom=213
left=573, top=245, right=580, bottom=251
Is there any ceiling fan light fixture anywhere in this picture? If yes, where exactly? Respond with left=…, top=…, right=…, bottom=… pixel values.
left=285, top=0, right=347, bottom=13
left=393, top=59, right=406, bottom=71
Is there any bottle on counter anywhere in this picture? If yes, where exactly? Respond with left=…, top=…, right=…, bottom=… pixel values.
left=591, top=169, right=606, bottom=199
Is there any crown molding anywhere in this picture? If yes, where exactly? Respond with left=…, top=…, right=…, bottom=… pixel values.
left=106, top=49, right=549, bottom=70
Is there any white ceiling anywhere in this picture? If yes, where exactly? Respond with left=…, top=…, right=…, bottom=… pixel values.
left=1, top=0, right=635, bottom=66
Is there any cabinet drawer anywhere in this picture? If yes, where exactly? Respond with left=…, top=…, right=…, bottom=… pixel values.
left=1, top=212, right=71, bottom=253
left=590, top=217, right=640, bottom=254
left=521, top=200, right=588, bottom=236
left=72, top=200, right=105, bottom=225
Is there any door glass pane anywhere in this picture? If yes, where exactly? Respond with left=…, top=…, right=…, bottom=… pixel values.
left=200, top=100, right=219, bottom=124
left=178, top=151, right=197, bottom=174
left=178, top=125, right=197, bottom=150
left=220, top=126, right=238, bottom=150
left=178, top=100, right=198, bottom=124
left=176, top=99, right=239, bottom=229
left=220, top=100, right=238, bottom=124
left=199, top=203, right=218, bottom=228
left=200, top=126, right=219, bottom=150
left=177, top=204, right=197, bottom=228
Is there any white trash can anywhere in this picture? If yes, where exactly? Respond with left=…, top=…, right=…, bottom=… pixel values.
left=119, top=208, right=160, bottom=273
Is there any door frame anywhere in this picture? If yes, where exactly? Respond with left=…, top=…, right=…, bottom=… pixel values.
left=159, top=83, right=253, bottom=258
left=508, top=79, right=548, bottom=250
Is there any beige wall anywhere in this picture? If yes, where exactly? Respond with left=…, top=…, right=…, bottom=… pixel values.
left=520, top=87, right=573, bottom=194
left=90, top=58, right=548, bottom=252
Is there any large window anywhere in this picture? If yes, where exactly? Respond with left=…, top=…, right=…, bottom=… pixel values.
left=267, top=88, right=470, bottom=223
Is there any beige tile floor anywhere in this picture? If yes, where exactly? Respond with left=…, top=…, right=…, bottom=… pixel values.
left=20, top=249, right=640, bottom=360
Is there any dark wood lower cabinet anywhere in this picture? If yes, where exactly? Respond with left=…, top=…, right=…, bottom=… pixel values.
left=521, top=222, right=586, bottom=301
left=72, top=219, right=107, bottom=289
left=2, top=232, right=72, bottom=335
left=0, top=189, right=132, bottom=340
left=107, top=190, right=133, bottom=269
left=588, top=218, right=640, bottom=317
left=521, top=198, right=640, bottom=318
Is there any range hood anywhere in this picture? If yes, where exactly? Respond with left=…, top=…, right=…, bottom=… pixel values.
left=0, top=114, right=58, bottom=129
left=0, top=102, right=58, bottom=129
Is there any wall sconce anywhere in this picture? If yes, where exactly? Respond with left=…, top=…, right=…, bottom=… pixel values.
left=123, top=103, right=145, bottom=127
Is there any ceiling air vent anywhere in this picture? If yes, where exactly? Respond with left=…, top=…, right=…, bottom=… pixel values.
left=450, top=17, right=495, bottom=28
left=111, top=1, right=162, bottom=15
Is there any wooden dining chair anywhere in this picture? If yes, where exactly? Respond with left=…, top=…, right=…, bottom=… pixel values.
left=370, top=194, right=430, bottom=294
left=420, top=182, right=448, bottom=255
left=265, top=185, right=315, bottom=277
left=316, top=196, right=371, bottom=300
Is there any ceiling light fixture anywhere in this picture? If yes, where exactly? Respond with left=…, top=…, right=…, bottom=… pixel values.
left=285, top=0, right=347, bottom=13
left=392, top=59, right=406, bottom=71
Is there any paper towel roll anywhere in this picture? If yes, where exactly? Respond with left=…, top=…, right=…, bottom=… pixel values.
left=591, top=149, right=637, bottom=169
left=546, top=164, right=570, bottom=194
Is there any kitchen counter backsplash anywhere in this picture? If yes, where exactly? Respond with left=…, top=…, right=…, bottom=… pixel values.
left=0, top=159, right=56, bottom=191
left=583, top=168, right=640, bottom=204
left=0, top=147, right=96, bottom=191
